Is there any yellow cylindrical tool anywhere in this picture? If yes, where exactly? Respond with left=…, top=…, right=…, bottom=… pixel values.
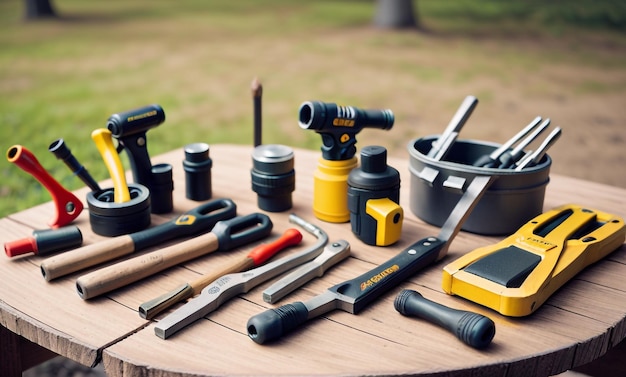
left=312, top=156, right=358, bottom=223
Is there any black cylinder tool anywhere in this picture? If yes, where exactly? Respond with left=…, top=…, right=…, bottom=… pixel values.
left=394, top=289, right=495, bottom=349
left=49, top=139, right=101, bottom=192
left=183, top=143, right=212, bottom=201
left=5, top=226, right=83, bottom=258
left=251, top=144, right=295, bottom=212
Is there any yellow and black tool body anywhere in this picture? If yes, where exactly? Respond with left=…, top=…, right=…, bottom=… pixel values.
left=442, top=204, right=625, bottom=317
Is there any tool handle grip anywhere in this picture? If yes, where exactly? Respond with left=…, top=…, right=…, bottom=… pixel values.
left=330, top=237, right=444, bottom=314
left=247, top=302, right=308, bottom=344
left=107, top=104, right=165, bottom=187
left=91, top=129, right=131, bottom=203
left=213, top=213, right=273, bottom=251
left=7, top=145, right=84, bottom=228
left=496, top=152, right=516, bottom=169
left=130, top=199, right=237, bottom=251
left=49, top=138, right=101, bottom=192
left=394, top=289, right=495, bottom=349
left=76, top=232, right=220, bottom=299
left=248, top=228, right=303, bottom=265
left=472, top=155, right=496, bottom=168
left=40, top=235, right=135, bottom=281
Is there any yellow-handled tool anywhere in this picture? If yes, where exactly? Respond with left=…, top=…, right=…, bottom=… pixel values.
left=91, top=128, right=131, bottom=203
left=442, top=204, right=625, bottom=317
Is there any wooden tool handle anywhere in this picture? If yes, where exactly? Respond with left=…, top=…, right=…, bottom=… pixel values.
left=40, top=235, right=135, bottom=281
left=76, top=232, right=220, bottom=300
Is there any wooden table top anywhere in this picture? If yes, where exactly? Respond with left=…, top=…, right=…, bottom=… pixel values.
left=1, top=144, right=625, bottom=377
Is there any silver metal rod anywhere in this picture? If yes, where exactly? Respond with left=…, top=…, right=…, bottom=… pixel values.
left=428, top=95, right=478, bottom=161
left=515, top=127, right=562, bottom=170
left=489, top=116, right=542, bottom=160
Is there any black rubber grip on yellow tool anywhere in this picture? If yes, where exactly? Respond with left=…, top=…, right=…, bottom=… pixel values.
left=394, top=289, right=495, bottom=349
left=247, top=302, right=308, bottom=344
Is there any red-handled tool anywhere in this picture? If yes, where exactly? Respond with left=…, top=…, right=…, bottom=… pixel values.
left=4, top=226, right=83, bottom=258
left=139, top=228, right=302, bottom=319
left=7, top=145, right=84, bottom=228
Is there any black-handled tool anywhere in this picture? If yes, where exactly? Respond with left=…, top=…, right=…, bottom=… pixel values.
left=135, top=199, right=237, bottom=250
left=76, top=212, right=273, bottom=299
left=107, top=104, right=166, bottom=186
left=394, top=289, right=495, bottom=349
left=107, top=104, right=173, bottom=213
left=472, top=116, right=542, bottom=168
left=497, top=118, right=550, bottom=169
left=5, top=226, right=83, bottom=258
left=49, top=138, right=101, bottom=192
left=153, top=214, right=340, bottom=339
left=40, top=199, right=237, bottom=281
left=514, top=127, right=562, bottom=170
left=246, top=175, right=495, bottom=344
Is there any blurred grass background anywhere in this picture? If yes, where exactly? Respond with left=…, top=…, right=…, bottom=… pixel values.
left=1, top=0, right=625, bottom=218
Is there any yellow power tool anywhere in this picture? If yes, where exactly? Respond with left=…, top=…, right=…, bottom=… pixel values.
left=442, top=204, right=625, bottom=317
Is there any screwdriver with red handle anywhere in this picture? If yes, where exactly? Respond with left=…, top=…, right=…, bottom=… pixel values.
left=139, top=228, right=303, bottom=319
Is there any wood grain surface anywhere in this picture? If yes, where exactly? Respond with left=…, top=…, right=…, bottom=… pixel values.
left=1, top=144, right=624, bottom=377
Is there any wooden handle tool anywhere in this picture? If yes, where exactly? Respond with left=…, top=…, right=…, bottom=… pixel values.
left=139, top=228, right=302, bottom=319
left=40, top=199, right=236, bottom=281
left=75, top=213, right=272, bottom=300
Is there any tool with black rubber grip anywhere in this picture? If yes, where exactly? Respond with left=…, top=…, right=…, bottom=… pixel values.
left=496, top=118, right=550, bottom=169
left=472, top=116, right=542, bottom=168
left=514, top=127, right=562, bottom=171
left=5, top=226, right=83, bottom=258
left=154, top=214, right=342, bottom=339
left=107, top=104, right=173, bottom=213
left=246, top=175, right=495, bottom=344
left=394, top=289, right=495, bottom=349
left=40, top=199, right=236, bottom=281
left=76, top=212, right=273, bottom=299
left=49, top=138, right=101, bottom=192
left=442, top=204, right=625, bottom=316
left=138, top=227, right=303, bottom=319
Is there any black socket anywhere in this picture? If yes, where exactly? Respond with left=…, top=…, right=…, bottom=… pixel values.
left=183, top=143, right=212, bottom=201
left=251, top=144, right=295, bottom=212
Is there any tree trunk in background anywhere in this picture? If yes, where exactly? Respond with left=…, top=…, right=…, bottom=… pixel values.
left=374, top=0, right=418, bottom=29
left=25, top=0, right=57, bottom=19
